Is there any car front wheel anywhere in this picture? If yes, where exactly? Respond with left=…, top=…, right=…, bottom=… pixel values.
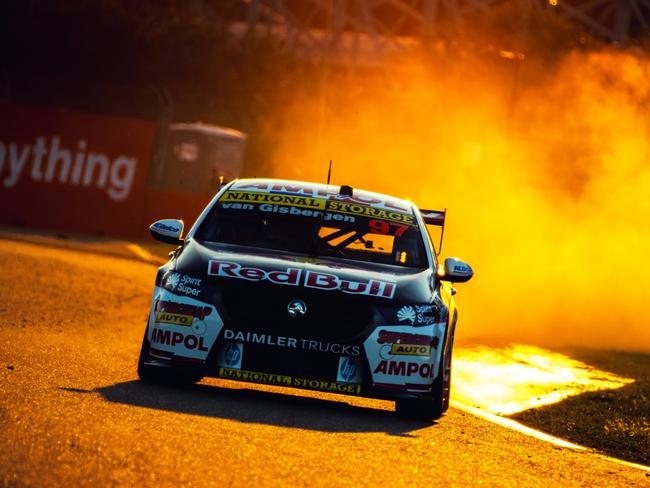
left=395, top=324, right=455, bottom=421
left=395, top=369, right=446, bottom=421
left=137, top=330, right=204, bottom=386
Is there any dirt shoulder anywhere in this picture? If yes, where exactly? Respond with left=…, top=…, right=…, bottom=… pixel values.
left=511, top=348, right=650, bottom=466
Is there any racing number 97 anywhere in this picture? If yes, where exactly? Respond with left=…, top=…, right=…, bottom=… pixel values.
left=369, top=219, right=408, bottom=237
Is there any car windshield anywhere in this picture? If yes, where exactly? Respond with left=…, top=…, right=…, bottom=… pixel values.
left=194, top=190, right=428, bottom=268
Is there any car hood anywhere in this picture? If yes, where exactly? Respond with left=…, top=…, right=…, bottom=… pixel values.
left=170, top=239, right=435, bottom=305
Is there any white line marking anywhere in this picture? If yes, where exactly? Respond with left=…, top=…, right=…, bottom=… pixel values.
left=452, top=400, right=585, bottom=449
left=452, top=401, right=650, bottom=472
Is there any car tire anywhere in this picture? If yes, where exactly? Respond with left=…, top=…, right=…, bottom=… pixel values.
left=137, top=330, right=204, bottom=386
left=395, top=370, right=446, bottom=421
left=395, top=323, right=455, bottom=421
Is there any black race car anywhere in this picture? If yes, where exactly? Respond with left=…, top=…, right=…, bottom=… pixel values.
left=139, top=179, right=473, bottom=420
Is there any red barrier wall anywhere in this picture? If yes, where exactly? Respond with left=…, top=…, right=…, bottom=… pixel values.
left=0, top=104, right=159, bottom=238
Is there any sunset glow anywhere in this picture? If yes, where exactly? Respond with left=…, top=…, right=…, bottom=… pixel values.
left=452, top=344, right=633, bottom=415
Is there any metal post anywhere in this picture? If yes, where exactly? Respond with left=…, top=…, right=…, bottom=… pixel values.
left=246, top=0, right=261, bottom=35
left=613, top=0, right=632, bottom=43
left=423, top=0, right=438, bottom=43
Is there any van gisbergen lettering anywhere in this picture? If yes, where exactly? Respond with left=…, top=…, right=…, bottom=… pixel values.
left=373, top=360, right=435, bottom=378
left=258, top=204, right=355, bottom=222
left=224, top=329, right=361, bottom=356
left=220, top=191, right=326, bottom=210
left=220, top=201, right=357, bottom=223
left=150, top=327, right=209, bottom=351
left=219, top=368, right=361, bottom=394
left=208, top=260, right=396, bottom=299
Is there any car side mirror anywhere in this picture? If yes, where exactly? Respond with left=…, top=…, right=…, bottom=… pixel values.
left=437, top=257, right=473, bottom=283
left=149, top=219, right=184, bottom=245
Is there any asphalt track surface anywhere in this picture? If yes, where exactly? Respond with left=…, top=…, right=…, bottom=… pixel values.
left=0, top=238, right=647, bottom=487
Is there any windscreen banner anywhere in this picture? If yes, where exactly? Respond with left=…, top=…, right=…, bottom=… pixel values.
left=0, top=103, right=159, bottom=237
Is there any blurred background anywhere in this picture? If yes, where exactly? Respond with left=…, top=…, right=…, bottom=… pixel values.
left=1, top=0, right=649, bottom=351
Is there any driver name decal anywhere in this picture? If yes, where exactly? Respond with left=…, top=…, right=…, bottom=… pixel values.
left=208, top=260, right=396, bottom=299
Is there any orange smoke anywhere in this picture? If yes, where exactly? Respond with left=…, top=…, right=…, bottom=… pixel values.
left=452, top=344, right=633, bottom=415
left=257, top=47, right=650, bottom=352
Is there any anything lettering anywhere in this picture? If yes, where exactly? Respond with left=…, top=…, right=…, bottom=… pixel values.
left=0, top=136, right=137, bottom=201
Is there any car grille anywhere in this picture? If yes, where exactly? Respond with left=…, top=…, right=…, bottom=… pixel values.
left=242, top=344, right=338, bottom=379
left=217, top=282, right=374, bottom=342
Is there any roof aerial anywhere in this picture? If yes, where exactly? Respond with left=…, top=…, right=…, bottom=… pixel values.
left=339, top=185, right=354, bottom=197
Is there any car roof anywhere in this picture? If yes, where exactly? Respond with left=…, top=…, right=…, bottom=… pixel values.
left=228, top=178, right=415, bottom=214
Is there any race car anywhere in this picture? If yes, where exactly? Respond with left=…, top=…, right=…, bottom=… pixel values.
left=138, top=178, right=473, bottom=420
